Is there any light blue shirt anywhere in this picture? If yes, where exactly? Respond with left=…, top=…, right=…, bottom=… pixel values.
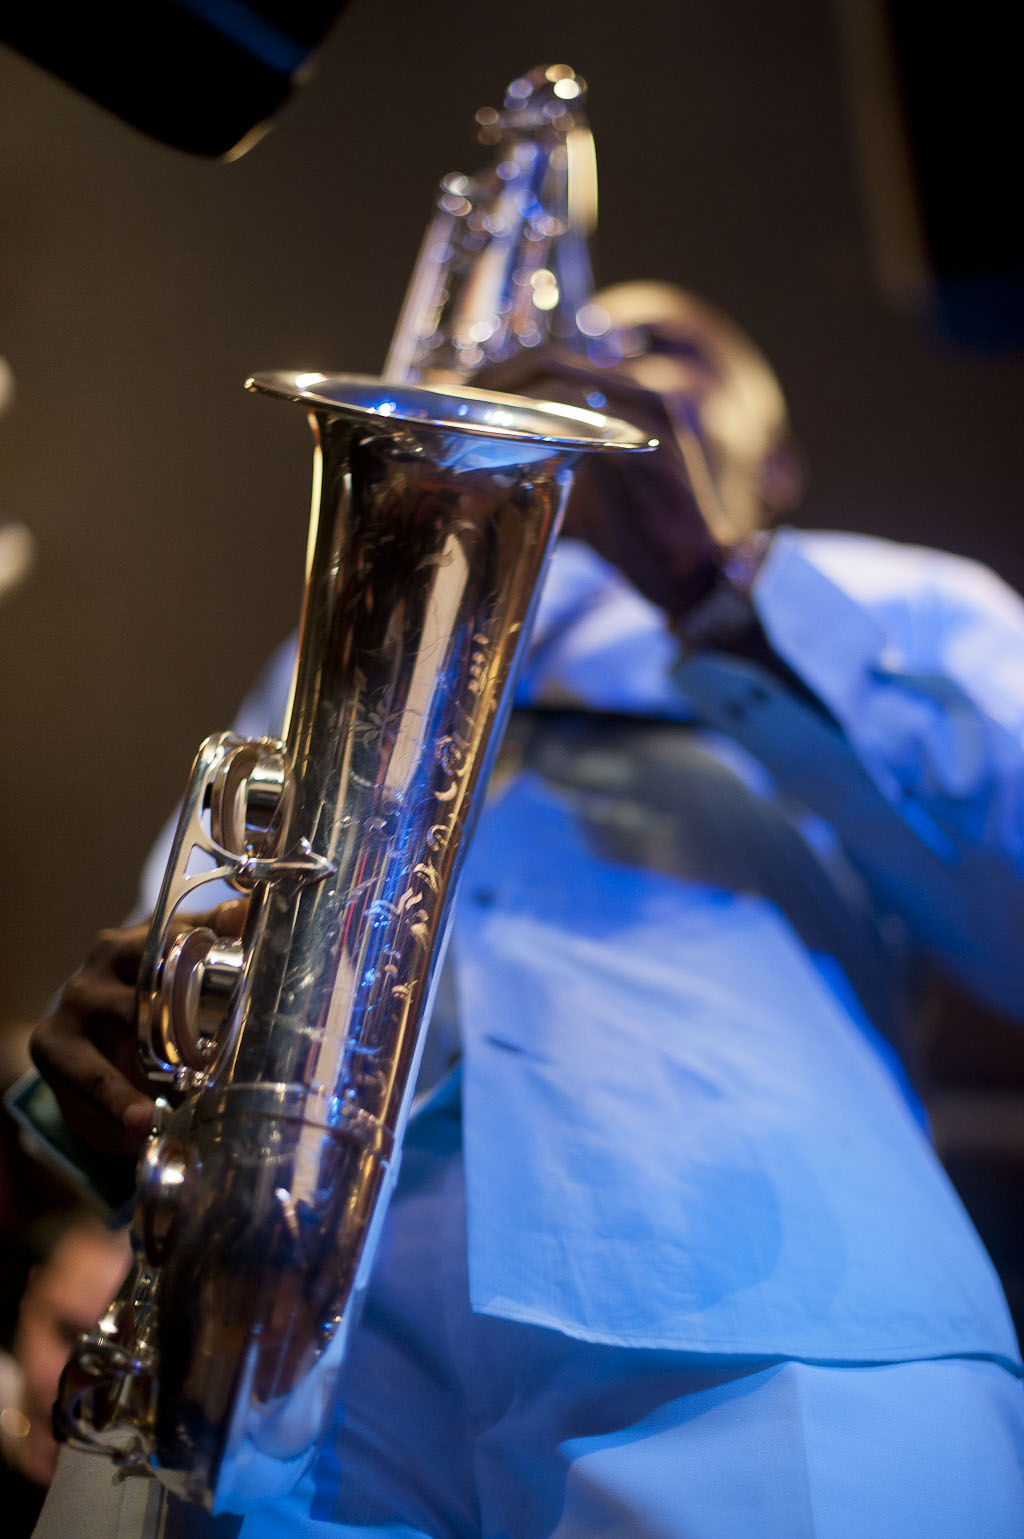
left=139, top=530, right=1024, bottom=1371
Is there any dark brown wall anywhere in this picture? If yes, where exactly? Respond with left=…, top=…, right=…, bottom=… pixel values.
left=1, top=0, right=1023, bottom=1021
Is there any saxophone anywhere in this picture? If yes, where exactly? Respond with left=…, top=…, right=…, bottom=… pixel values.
left=54, top=65, right=648, bottom=1514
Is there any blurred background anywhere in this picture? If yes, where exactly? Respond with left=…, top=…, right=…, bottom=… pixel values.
left=0, top=0, right=1022, bottom=1510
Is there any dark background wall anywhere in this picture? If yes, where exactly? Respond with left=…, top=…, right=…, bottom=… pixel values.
left=1, top=0, right=1023, bottom=1025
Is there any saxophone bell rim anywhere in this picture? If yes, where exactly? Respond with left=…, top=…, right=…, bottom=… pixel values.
left=244, top=371, right=655, bottom=454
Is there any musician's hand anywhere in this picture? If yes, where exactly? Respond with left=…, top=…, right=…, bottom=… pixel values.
left=469, top=349, right=723, bottom=618
left=30, top=901, right=248, bottom=1157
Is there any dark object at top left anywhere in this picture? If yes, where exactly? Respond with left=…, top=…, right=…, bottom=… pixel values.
left=0, top=0, right=348, bottom=159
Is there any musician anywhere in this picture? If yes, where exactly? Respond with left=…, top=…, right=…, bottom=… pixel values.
left=30, top=283, right=1024, bottom=1536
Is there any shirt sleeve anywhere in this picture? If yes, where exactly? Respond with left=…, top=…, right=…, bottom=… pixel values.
left=755, top=529, right=1024, bottom=872
left=680, top=528, right=1024, bottom=1017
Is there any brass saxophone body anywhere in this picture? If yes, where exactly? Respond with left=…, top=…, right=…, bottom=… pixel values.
left=55, top=67, right=648, bottom=1513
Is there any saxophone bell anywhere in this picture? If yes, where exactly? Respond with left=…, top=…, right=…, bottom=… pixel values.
left=56, top=372, right=650, bottom=1513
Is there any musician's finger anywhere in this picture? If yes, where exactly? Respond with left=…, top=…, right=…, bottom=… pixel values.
left=31, top=1012, right=154, bottom=1155
left=207, top=898, right=249, bottom=938
left=161, top=897, right=250, bottom=941
left=56, top=970, right=138, bottom=1043
left=83, top=922, right=151, bottom=986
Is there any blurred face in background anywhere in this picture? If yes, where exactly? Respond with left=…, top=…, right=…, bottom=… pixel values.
left=9, top=1222, right=130, bottom=1486
left=593, top=280, right=804, bottom=546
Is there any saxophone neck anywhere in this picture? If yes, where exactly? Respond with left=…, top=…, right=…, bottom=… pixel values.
left=385, top=64, right=608, bottom=386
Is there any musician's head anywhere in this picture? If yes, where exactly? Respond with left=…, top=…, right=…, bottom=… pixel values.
left=592, top=281, right=804, bottom=543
